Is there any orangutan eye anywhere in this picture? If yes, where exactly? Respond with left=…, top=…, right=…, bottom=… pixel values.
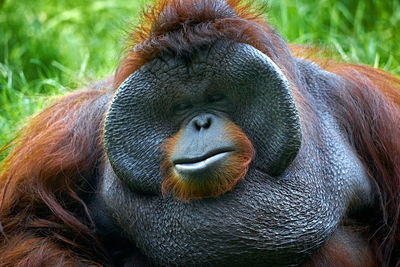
left=208, top=94, right=225, bottom=103
left=173, top=103, right=193, bottom=114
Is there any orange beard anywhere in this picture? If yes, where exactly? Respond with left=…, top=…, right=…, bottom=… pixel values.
left=161, top=121, right=254, bottom=201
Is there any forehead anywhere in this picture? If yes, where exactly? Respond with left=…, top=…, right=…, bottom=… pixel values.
left=124, top=41, right=287, bottom=94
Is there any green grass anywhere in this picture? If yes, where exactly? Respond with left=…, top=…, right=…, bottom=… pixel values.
left=1, top=0, right=399, bottom=156
left=268, top=0, right=400, bottom=71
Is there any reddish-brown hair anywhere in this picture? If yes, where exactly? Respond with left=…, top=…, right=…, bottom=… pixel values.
left=161, top=121, right=254, bottom=201
left=0, top=90, right=110, bottom=265
left=326, top=63, right=400, bottom=266
left=0, top=0, right=399, bottom=266
left=114, top=0, right=297, bottom=88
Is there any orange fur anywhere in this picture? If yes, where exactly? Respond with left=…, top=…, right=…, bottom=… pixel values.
left=292, top=54, right=400, bottom=266
left=0, top=0, right=399, bottom=266
left=114, top=0, right=293, bottom=88
left=304, top=227, right=376, bottom=267
left=161, top=121, right=254, bottom=201
left=0, top=90, right=111, bottom=266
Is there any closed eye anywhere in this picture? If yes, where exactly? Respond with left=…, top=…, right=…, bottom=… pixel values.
left=208, top=94, right=225, bottom=103
left=173, top=103, right=193, bottom=114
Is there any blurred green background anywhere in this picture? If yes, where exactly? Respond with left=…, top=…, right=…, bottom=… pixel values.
left=0, top=0, right=399, bottom=154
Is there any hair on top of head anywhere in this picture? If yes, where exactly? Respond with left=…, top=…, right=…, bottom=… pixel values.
left=114, top=0, right=294, bottom=88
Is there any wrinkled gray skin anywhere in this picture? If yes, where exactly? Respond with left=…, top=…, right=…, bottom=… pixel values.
left=94, top=42, right=373, bottom=266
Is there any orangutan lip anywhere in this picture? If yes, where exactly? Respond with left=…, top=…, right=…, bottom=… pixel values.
left=174, top=151, right=232, bottom=173
left=173, top=148, right=234, bottom=165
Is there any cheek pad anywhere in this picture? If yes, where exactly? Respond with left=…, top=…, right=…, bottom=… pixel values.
left=103, top=42, right=301, bottom=195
